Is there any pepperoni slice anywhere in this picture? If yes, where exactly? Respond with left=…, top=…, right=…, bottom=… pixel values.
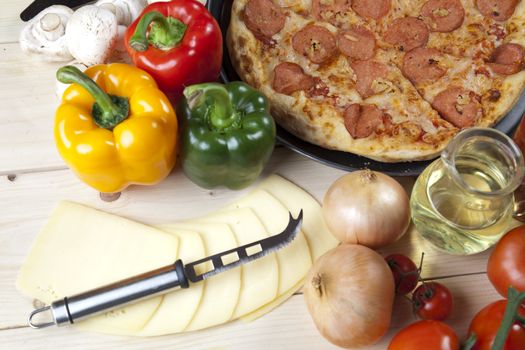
left=343, top=104, right=386, bottom=138
left=476, top=0, right=518, bottom=21
left=272, top=62, right=315, bottom=95
left=432, top=87, right=481, bottom=128
left=421, top=0, right=465, bottom=32
left=384, top=17, right=429, bottom=52
left=351, top=60, right=389, bottom=99
left=352, top=0, right=391, bottom=20
left=338, top=25, right=376, bottom=61
left=292, top=25, right=337, bottom=64
left=243, top=0, right=286, bottom=41
left=488, top=43, right=525, bottom=75
left=311, top=0, right=351, bottom=23
left=402, top=48, right=447, bottom=84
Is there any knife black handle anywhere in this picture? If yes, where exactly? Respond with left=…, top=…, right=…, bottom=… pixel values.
left=28, top=259, right=189, bottom=328
left=20, top=0, right=93, bottom=22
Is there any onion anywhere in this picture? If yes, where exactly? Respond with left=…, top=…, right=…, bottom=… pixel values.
left=322, top=170, right=410, bottom=248
left=304, top=244, right=395, bottom=348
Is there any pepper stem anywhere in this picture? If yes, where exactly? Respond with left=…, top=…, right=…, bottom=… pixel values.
left=129, top=11, right=187, bottom=51
left=491, top=287, right=525, bottom=350
left=184, top=83, right=241, bottom=132
left=56, top=66, right=129, bottom=129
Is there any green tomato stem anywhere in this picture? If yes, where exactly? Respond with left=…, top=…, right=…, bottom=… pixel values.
left=492, top=287, right=525, bottom=350
left=417, top=252, right=425, bottom=278
left=461, top=334, right=477, bottom=350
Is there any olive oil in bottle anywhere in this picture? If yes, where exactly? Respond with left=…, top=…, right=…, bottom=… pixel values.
left=410, top=128, right=524, bottom=255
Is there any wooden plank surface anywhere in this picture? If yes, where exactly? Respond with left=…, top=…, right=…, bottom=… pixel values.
left=0, top=0, right=31, bottom=44
left=0, top=2, right=512, bottom=349
left=0, top=43, right=65, bottom=174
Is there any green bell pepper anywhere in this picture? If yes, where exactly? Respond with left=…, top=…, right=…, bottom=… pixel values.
left=178, top=82, right=276, bottom=189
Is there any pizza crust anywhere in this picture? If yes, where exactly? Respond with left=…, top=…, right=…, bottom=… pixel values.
left=482, top=70, right=525, bottom=127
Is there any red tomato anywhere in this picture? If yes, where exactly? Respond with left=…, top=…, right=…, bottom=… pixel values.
left=467, top=300, right=525, bottom=350
left=412, top=282, right=453, bottom=321
left=385, top=254, right=419, bottom=294
left=388, top=320, right=459, bottom=350
left=487, top=226, right=525, bottom=298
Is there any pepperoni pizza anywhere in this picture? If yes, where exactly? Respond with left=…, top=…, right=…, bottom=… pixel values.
left=227, top=0, right=525, bottom=162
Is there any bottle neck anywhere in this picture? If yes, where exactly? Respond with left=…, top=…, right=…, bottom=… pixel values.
left=441, top=128, right=524, bottom=198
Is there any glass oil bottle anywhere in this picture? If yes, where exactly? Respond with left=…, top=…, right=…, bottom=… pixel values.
left=410, top=128, right=525, bottom=255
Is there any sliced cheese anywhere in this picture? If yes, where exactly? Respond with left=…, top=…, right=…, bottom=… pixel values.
left=16, top=201, right=178, bottom=335
left=138, top=228, right=205, bottom=336
left=258, top=175, right=339, bottom=260
left=191, top=208, right=279, bottom=318
left=161, top=222, right=241, bottom=331
left=16, top=174, right=336, bottom=336
left=240, top=277, right=304, bottom=322
left=223, top=189, right=312, bottom=294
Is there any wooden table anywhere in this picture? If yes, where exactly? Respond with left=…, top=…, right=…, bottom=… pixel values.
left=0, top=1, right=507, bottom=348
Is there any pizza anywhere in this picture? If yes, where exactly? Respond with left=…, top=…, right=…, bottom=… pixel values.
left=227, top=0, right=525, bottom=162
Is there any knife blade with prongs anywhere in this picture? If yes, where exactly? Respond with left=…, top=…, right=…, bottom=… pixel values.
left=27, top=210, right=303, bottom=329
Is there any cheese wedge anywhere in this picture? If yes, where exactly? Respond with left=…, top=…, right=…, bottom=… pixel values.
left=258, top=175, right=339, bottom=260
left=138, top=228, right=205, bottom=336
left=222, top=189, right=311, bottom=294
left=16, top=201, right=178, bottom=334
left=192, top=208, right=279, bottom=318
left=162, top=223, right=241, bottom=331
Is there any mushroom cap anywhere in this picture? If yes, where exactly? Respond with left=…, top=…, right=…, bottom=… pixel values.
left=19, top=5, right=74, bottom=62
left=96, top=0, right=147, bottom=26
left=65, top=5, right=119, bottom=65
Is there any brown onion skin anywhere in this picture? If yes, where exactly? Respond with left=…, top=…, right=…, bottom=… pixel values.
left=322, top=170, right=410, bottom=248
left=303, top=244, right=395, bottom=348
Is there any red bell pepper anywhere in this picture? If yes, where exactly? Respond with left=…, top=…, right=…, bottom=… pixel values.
left=125, top=0, right=222, bottom=99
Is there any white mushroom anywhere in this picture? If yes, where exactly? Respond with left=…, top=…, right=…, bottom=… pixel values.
left=95, top=0, right=147, bottom=26
left=55, top=61, right=88, bottom=99
left=109, top=25, right=133, bottom=63
left=19, top=5, right=73, bottom=61
left=65, top=5, right=118, bottom=65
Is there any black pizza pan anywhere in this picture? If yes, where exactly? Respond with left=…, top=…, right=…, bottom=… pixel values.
left=207, top=0, right=525, bottom=176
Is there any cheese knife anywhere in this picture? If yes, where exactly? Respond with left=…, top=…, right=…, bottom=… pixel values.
left=27, top=210, right=302, bottom=329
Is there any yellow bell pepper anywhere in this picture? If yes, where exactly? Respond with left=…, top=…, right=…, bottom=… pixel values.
left=54, top=63, right=177, bottom=193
